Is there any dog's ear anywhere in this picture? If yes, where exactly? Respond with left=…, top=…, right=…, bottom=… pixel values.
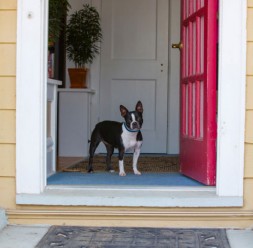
left=120, top=105, right=128, bottom=117
left=136, top=101, right=143, bottom=114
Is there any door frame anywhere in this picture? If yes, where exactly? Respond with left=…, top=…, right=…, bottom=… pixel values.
left=16, top=0, right=246, bottom=202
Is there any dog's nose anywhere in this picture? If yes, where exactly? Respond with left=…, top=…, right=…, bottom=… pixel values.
left=132, top=122, right=138, bottom=129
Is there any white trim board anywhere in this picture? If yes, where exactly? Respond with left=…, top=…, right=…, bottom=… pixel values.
left=16, top=0, right=48, bottom=194
left=17, top=187, right=242, bottom=207
left=16, top=0, right=246, bottom=205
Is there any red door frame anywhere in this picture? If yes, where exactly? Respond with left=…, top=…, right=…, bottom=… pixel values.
left=179, top=0, right=218, bottom=185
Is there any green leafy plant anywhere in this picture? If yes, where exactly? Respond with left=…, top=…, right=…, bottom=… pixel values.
left=48, top=0, right=71, bottom=43
left=66, top=4, right=102, bottom=68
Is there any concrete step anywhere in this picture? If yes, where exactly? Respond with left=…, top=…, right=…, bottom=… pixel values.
left=0, top=208, right=7, bottom=231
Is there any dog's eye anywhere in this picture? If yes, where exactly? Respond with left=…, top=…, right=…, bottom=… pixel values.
left=136, top=116, right=142, bottom=124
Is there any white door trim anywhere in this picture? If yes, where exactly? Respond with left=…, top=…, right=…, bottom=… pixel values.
left=216, top=0, right=247, bottom=196
left=16, top=0, right=48, bottom=193
left=16, top=0, right=246, bottom=201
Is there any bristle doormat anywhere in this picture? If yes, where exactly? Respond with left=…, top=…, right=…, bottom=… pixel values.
left=62, top=155, right=179, bottom=173
left=36, top=226, right=231, bottom=248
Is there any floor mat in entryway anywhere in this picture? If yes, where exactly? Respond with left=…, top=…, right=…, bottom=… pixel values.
left=47, top=172, right=203, bottom=186
left=36, top=226, right=231, bottom=248
left=61, top=155, right=180, bottom=173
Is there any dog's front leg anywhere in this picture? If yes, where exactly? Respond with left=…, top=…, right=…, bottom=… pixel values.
left=105, top=144, right=115, bottom=173
left=133, top=142, right=142, bottom=175
left=118, top=148, right=126, bottom=176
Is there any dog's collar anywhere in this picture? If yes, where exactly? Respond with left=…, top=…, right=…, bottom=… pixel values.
left=123, top=122, right=140, bottom=133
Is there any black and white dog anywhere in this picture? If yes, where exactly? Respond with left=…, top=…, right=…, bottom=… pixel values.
left=88, top=101, right=143, bottom=176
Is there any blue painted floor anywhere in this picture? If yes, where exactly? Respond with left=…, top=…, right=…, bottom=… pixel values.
left=47, top=172, right=203, bottom=186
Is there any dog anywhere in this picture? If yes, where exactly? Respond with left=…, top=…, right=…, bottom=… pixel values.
left=88, top=101, right=143, bottom=176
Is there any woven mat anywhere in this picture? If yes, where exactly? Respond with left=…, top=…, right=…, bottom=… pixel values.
left=62, top=155, right=179, bottom=173
left=36, top=226, right=231, bottom=248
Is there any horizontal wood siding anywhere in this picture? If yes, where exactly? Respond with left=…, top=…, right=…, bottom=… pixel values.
left=0, top=1, right=16, bottom=209
left=0, top=44, right=16, bottom=75
left=0, top=10, right=17, bottom=42
left=245, top=1, right=253, bottom=163
left=0, top=77, right=16, bottom=109
left=0, top=1, right=17, bottom=10
left=244, top=143, right=253, bottom=177
left=244, top=1, right=253, bottom=211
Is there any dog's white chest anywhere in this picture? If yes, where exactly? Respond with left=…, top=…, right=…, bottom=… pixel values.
left=121, top=129, right=138, bottom=151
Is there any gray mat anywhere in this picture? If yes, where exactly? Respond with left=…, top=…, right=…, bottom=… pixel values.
left=36, top=226, right=231, bottom=248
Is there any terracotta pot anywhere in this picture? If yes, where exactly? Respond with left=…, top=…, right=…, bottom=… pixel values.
left=68, top=68, right=88, bottom=88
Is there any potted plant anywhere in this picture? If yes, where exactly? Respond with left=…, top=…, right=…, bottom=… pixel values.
left=48, top=0, right=71, bottom=44
left=48, top=0, right=71, bottom=79
left=66, top=4, right=102, bottom=88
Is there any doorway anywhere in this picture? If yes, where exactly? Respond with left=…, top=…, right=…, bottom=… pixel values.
left=51, top=0, right=207, bottom=186
left=54, top=0, right=217, bottom=186
left=15, top=0, right=246, bottom=200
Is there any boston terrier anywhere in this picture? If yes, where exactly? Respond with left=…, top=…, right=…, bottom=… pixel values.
left=88, top=101, right=143, bottom=176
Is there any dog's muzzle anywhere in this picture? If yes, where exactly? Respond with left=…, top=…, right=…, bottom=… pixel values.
left=131, top=121, right=140, bottom=130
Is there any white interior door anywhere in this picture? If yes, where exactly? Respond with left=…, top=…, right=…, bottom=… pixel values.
left=99, top=0, right=169, bottom=153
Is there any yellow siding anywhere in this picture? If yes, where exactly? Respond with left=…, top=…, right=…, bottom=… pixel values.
left=244, top=1, right=253, bottom=222
left=249, top=0, right=253, bottom=8
left=246, top=2, right=253, bottom=183
left=0, top=44, right=16, bottom=75
left=0, top=177, right=16, bottom=209
left=247, top=77, right=253, bottom=109
left=0, top=1, right=16, bottom=9
left=0, top=1, right=17, bottom=213
left=245, top=111, right=253, bottom=143
left=243, top=179, right=253, bottom=210
left=247, top=44, right=253, bottom=75
left=248, top=8, right=253, bottom=40
left=0, top=144, right=15, bottom=177
left=0, top=110, right=15, bottom=143
left=244, top=144, right=253, bottom=177
left=0, top=11, right=16, bottom=42
left=0, top=77, right=16, bottom=109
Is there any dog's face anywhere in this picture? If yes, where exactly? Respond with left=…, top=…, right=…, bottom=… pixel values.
left=120, top=101, right=143, bottom=131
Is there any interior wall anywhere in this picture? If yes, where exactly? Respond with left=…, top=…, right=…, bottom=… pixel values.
left=67, top=0, right=181, bottom=154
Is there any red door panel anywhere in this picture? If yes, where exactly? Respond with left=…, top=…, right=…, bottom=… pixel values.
left=180, top=0, right=218, bottom=185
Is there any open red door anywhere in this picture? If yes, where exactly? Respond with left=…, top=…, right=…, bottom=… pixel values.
left=179, top=0, right=218, bottom=185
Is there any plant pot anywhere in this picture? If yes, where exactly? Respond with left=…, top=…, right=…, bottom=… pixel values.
left=68, top=68, right=88, bottom=88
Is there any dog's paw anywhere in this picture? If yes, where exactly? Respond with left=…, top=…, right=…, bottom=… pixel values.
left=119, top=171, right=126, bottom=176
left=109, top=169, right=115, bottom=173
left=134, top=170, right=141, bottom=175
left=87, top=169, right=94, bottom=173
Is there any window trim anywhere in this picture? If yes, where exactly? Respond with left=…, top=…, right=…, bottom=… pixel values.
left=16, top=0, right=246, bottom=206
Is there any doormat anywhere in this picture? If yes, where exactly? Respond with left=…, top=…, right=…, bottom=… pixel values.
left=62, top=155, right=179, bottom=173
left=36, top=226, right=231, bottom=248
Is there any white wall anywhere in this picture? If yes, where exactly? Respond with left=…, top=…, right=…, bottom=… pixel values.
left=66, top=0, right=181, bottom=153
